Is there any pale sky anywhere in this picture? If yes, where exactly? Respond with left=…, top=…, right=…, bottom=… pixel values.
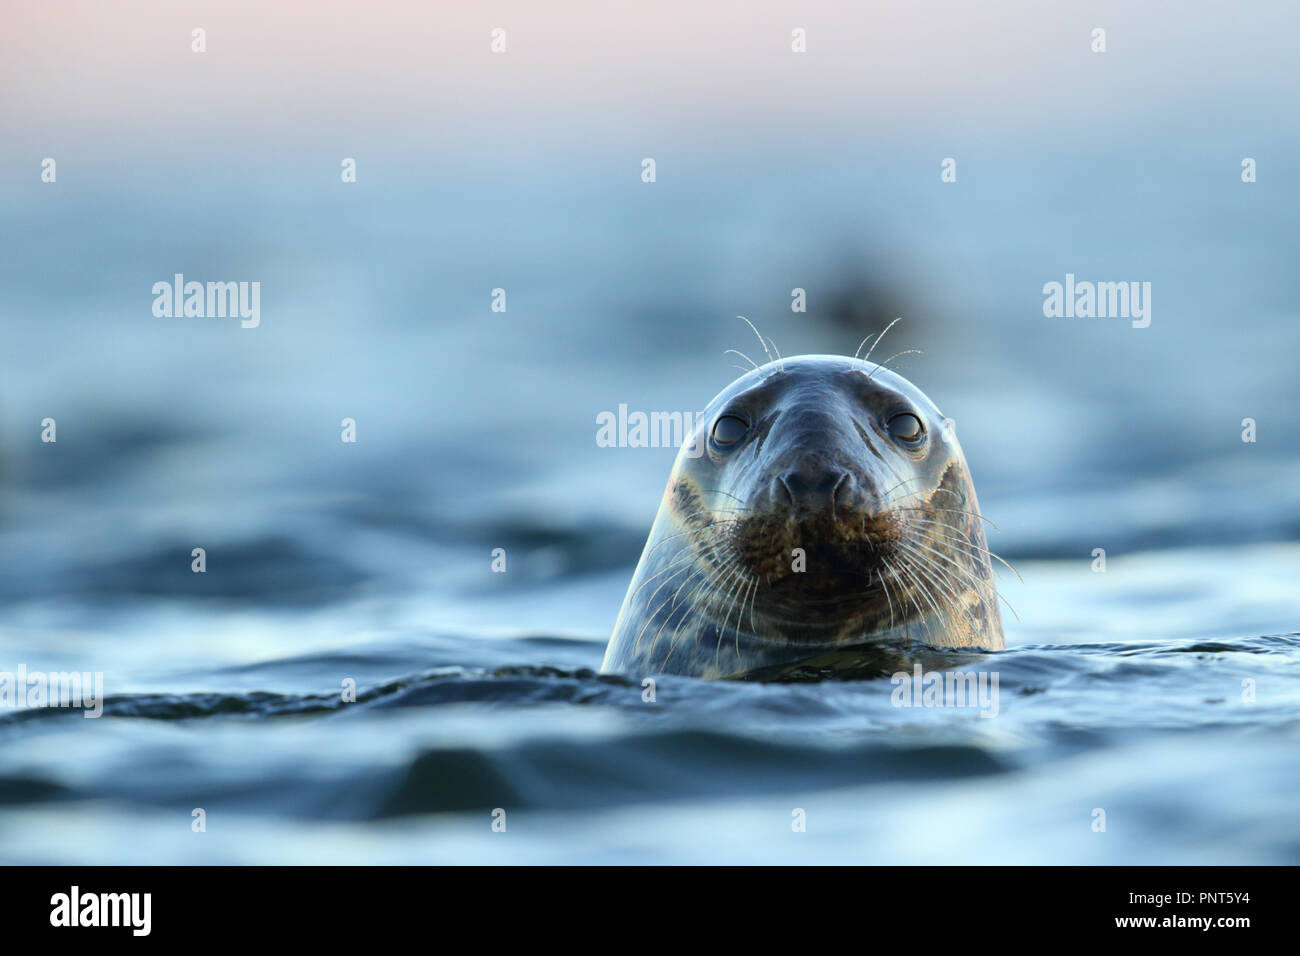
left=5, top=1, right=1296, bottom=155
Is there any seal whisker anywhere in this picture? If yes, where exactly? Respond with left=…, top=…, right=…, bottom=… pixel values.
left=681, top=506, right=749, bottom=519
left=888, top=556, right=931, bottom=642
left=633, top=560, right=707, bottom=655
left=698, top=489, right=750, bottom=506
left=863, top=513, right=900, bottom=632
left=896, top=504, right=1001, bottom=533
left=670, top=509, right=746, bottom=531
left=641, top=529, right=717, bottom=565
left=851, top=337, right=873, bottom=365
left=908, top=554, right=953, bottom=638
left=746, top=572, right=760, bottom=637
left=715, top=546, right=756, bottom=647
left=877, top=559, right=899, bottom=630
left=658, top=582, right=707, bottom=667
left=905, top=530, right=1022, bottom=623
left=901, top=530, right=969, bottom=587
left=901, top=550, right=967, bottom=637
left=707, top=561, right=738, bottom=671
left=882, top=555, right=921, bottom=629
left=904, top=554, right=946, bottom=634
left=625, top=551, right=696, bottom=605
left=628, top=539, right=706, bottom=593
left=766, top=336, right=784, bottom=373
left=907, top=553, right=969, bottom=624
left=645, top=567, right=709, bottom=661
left=893, top=551, right=947, bottom=634
left=641, top=515, right=745, bottom=563
left=920, top=546, right=1019, bottom=621
left=902, top=516, right=1022, bottom=582
left=671, top=554, right=741, bottom=670
left=905, top=520, right=1020, bottom=580
left=898, top=538, right=982, bottom=635
left=737, top=316, right=774, bottom=367
left=861, top=316, right=902, bottom=365
left=884, top=558, right=915, bottom=633
left=652, top=541, right=729, bottom=661
left=905, top=534, right=988, bottom=591
left=990, top=587, right=1021, bottom=623
left=725, top=570, right=758, bottom=669
left=723, top=348, right=760, bottom=372
left=878, top=475, right=941, bottom=500
left=865, top=349, right=924, bottom=383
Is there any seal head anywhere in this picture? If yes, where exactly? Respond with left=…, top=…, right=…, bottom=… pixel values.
left=601, top=354, right=1004, bottom=679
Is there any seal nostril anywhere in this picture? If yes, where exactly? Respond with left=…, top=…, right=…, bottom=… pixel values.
left=778, top=467, right=852, bottom=513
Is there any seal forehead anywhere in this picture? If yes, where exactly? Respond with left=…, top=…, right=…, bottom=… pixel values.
left=705, top=354, right=942, bottom=420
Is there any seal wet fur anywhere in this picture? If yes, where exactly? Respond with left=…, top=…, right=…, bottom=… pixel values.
left=601, top=353, right=1005, bottom=680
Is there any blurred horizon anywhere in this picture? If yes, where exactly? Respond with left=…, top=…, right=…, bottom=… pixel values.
left=5, top=2, right=1300, bottom=146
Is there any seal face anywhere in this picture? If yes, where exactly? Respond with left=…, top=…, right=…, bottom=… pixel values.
left=601, top=355, right=1004, bottom=680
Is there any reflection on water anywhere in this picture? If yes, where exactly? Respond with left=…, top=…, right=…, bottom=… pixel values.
left=2, top=624, right=1298, bottom=864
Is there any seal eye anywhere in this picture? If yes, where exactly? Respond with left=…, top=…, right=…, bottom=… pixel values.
left=887, top=413, right=925, bottom=445
left=711, top=415, right=749, bottom=447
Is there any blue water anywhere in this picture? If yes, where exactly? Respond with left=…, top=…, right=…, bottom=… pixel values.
left=2, top=132, right=1299, bottom=863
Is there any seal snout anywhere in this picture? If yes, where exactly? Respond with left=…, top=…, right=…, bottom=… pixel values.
left=733, top=456, right=896, bottom=594
left=770, top=463, right=876, bottom=522
left=775, top=467, right=847, bottom=512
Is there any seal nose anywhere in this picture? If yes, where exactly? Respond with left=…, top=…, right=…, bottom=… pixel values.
left=776, top=468, right=854, bottom=514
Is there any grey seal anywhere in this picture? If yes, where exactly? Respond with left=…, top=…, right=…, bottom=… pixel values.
left=601, top=353, right=1005, bottom=680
